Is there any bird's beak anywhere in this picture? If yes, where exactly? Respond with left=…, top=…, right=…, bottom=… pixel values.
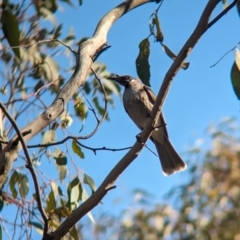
left=107, top=74, right=130, bottom=86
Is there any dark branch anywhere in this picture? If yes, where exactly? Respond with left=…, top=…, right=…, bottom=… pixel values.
left=207, top=0, right=238, bottom=30
left=0, top=102, right=49, bottom=235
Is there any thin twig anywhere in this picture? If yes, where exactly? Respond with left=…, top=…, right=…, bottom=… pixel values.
left=144, top=144, right=158, bottom=157
left=75, top=139, right=132, bottom=155
left=4, top=38, right=77, bottom=55
left=0, top=102, right=49, bottom=235
left=80, top=90, right=100, bottom=123
left=210, top=43, right=239, bottom=67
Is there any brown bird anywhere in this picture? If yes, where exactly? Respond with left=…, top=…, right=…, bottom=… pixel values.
left=108, top=75, right=186, bottom=175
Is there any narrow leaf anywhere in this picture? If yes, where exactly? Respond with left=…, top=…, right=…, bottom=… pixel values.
left=222, top=0, right=228, bottom=8
left=69, top=226, right=79, bottom=240
left=39, top=130, right=56, bottom=152
left=136, top=38, right=151, bottom=86
left=46, top=190, right=56, bottom=212
left=67, top=177, right=81, bottom=206
left=1, top=9, right=20, bottom=59
left=72, top=140, right=84, bottom=159
left=83, top=173, right=96, bottom=193
left=161, top=43, right=190, bottom=70
left=231, top=62, right=240, bottom=100
left=9, top=171, right=19, bottom=198
left=29, top=221, right=43, bottom=230
left=81, top=188, right=95, bottom=223
left=74, top=98, right=87, bottom=120
left=53, top=149, right=67, bottom=181
left=50, top=181, right=59, bottom=201
left=153, top=16, right=164, bottom=42
left=0, top=198, right=4, bottom=212
left=18, top=174, right=29, bottom=198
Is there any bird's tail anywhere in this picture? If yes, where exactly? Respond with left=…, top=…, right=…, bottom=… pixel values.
left=153, top=136, right=187, bottom=176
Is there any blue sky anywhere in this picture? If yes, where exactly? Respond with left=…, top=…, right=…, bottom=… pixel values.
left=2, top=0, right=240, bottom=238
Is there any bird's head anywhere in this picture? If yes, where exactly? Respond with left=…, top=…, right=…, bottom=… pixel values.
left=107, top=74, right=135, bottom=87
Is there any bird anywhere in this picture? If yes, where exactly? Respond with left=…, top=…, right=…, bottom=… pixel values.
left=108, top=74, right=186, bottom=176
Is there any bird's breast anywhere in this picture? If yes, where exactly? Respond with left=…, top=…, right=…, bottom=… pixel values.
left=123, top=88, right=153, bottom=129
left=123, top=87, right=165, bottom=143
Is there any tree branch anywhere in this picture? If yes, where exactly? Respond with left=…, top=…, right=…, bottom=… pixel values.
left=207, top=0, right=238, bottom=30
left=0, top=103, right=49, bottom=235
left=0, top=0, right=154, bottom=191
left=45, top=0, right=231, bottom=239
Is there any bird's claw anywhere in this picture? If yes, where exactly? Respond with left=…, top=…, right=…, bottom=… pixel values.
left=136, top=134, right=144, bottom=145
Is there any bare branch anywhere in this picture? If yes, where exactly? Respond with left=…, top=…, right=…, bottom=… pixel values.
left=4, top=38, right=77, bottom=55
left=210, top=42, right=239, bottom=67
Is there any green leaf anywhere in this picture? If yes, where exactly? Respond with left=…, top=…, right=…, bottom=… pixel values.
left=74, top=98, right=87, bottom=120
left=72, top=140, right=85, bottom=159
left=1, top=9, right=20, bottom=59
left=136, top=38, right=151, bottom=86
left=58, top=186, right=63, bottom=196
left=18, top=174, right=29, bottom=198
left=0, top=225, right=2, bottom=240
left=39, top=130, right=56, bottom=152
left=9, top=171, right=19, bottom=198
left=230, top=62, right=240, bottom=100
left=34, top=80, right=44, bottom=94
left=161, top=43, right=190, bottom=70
left=43, top=57, right=59, bottom=81
left=0, top=198, right=4, bottom=212
left=46, top=190, right=56, bottom=212
left=53, top=206, right=71, bottom=218
left=53, top=148, right=67, bottom=181
left=53, top=24, right=62, bottom=39
left=83, top=173, right=96, bottom=193
left=29, top=221, right=43, bottom=230
left=69, top=226, right=79, bottom=240
left=67, top=177, right=82, bottom=209
left=43, top=0, right=58, bottom=13
left=230, top=49, right=240, bottom=100
left=81, top=188, right=95, bottom=223
left=222, top=0, right=228, bottom=8
left=92, top=96, right=106, bottom=118
left=50, top=181, right=59, bottom=201
left=60, top=0, right=74, bottom=6
left=79, top=0, right=83, bottom=6
left=103, top=78, right=121, bottom=97
left=153, top=16, right=164, bottom=42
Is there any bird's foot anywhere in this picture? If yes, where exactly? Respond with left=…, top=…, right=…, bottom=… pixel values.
left=136, top=134, right=144, bottom=145
left=153, top=123, right=166, bottom=130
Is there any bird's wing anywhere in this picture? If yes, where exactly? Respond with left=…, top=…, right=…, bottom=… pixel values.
left=143, top=85, right=156, bottom=104
left=123, top=101, right=129, bottom=115
left=143, top=85, right=168, bottom=138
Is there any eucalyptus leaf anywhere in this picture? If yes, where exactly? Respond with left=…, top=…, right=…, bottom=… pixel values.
left=136, top=38, right=151, bottom=86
